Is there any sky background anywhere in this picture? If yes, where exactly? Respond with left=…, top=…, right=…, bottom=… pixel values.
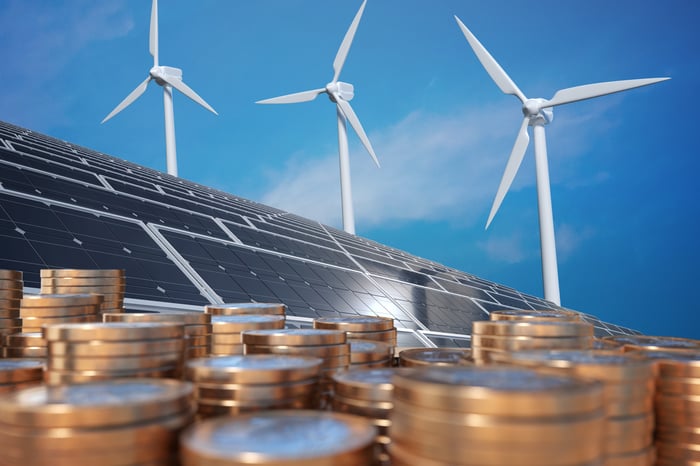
left=1, top=0, right=698, bottom=339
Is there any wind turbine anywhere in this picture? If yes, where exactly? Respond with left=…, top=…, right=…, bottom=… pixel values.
left=455, top=16, right=669, bottom=306
left=257, top=0, right=379, bottom=235
left=101, top=0, right=217, bottom=177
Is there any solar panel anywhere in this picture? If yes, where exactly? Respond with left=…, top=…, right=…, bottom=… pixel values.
left=0, top=119, right=639, bottom=345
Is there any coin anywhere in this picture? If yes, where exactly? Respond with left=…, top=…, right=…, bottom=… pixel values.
left=604, top=335, right=700, bottom=352
left=43, top=367, right=181, bottom=385
left=346, top=328, right=397, bottom=344
left=22, top=314, right=99, bottom=329
left=4, top=347, right=47, bottom=358
left=314, top=316, right=395, bottom=332
left=4, top=332, right=45, bottom=347
left=195, top=379, right=318, bottom=402
left=103, top=312, right=210, bottom=325
left=244, top=343, right=350, bottom=358
left=47, top=352, right=182, bottom=371
left=210, top=333, right=245, bottom=344
left=605, top=447, right=656, bottom=466
left=332, top=368, right=405, bottom=403
left=472, top=320, right=594, bottom=337
left=399, top=348, right=471, bottom=367
left=242, top=329, right=346, bottom=346
left=0, top=379, right=194, bottom=428
left=19, top=304, right=100, bottom=318
left=48, top=338, right=185, bottom=358
left=21, top=294, right=104, bottom=308
left=40, top=277, right=126, bottom=287
left=0, top=289, right=22, bottom=300
left=180, top=410, right=376, bottom=466
left=657, top=377, right=700, bottom=396
left=210, top=343, right=245, bottom=355
left=0, top=359, right=44, bottom=384
left=43, top=322, right=185, bottom=342
left=332, top=394, right=393, bottom=419
left=0, top=270, right=22, bottom=280
left=185, top=355, right=323, bottom=385
left=472, top=334, right=594, bottom=351
left=195, top=396, right=317, bottom=417
left=204, top=302, right=287, bottom=316
left=392, top=366, right=604, bottom=417
left=489, top=309, right=582, bottom=321
left=349, top=339, right=393, bottom=364
left=211, top=314, right=285, bottom=333
left=40, top=285, right=125, bottom=294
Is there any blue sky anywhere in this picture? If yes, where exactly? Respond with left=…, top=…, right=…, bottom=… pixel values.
left=1, top=1, right=698, bottom=339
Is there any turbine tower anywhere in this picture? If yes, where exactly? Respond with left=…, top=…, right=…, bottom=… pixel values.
left=455, top=16, right=669, bottom=306
left=257, top=0, right=379, bottom=235
left=102, top=0, right=217, bottom=177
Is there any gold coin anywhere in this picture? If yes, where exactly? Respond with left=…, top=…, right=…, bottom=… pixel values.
left=399, top=348, right=471, bottom=367
left=644, top=352, right=700, bottom=378
left=244, top=343, right=350, bottom=358
left=655, top=442, right=700, bottom=461
left=346, top=328, right=397, bottom=344
left=195, top=379, right=318, bottom=402
left=40, top=269, right=124, bottom=278
left=332, top=368, right=405, bottom=402
left=204, top=302, right=287, bottom=316
left=314, top=315, right=395, bottom=332
left=42, top=322, right=185, bottom=342
left=489, top=309, right=582, bottom=321
left=0, top=379, right=193, bottom=428
left=47, top=352, right=182, bottom=371
left=19, top=304, right=100, bottom=318
left=185, top=334, right=211, bottom=347
left=40, top=284, right=126, bottom=294
left=185, top=354, right=323, bottom=385
left=658, top=377, right=700, bottom=396
left=655, top=425, right=700, bottom=444
left=211, top=314, right=285, bottom=333
left=22, top=314, right=98, bottom=329
left=196, top=396, right=317, bottom=417
left=2, top=332, right=42, bottom=348
left=242, top=329, right=346, bottom=346
left=349, top=339, right=393, bottom=363
left=605, top=447, right=656, bottom=466
left=103, top=312, right=210, bottom=325
left=183, top=324, right=212, bottom=336
left=0, top=289, right=22, bottom=300
left=351, top=359, right=393, bottom=369
left=0, top=359, right=44, bottom=384
left=472, top=320, right=594, bottom=337
left=48, top=338, right=185, bottom=358
left=605, top=335, right=700, bottom=352
left=0, top=317, right=23, bottom=328
left=21, top=294, right=104, bottom=308
left=392, top=366, right=604, bottom=417
left=4, top=347, right=47, bottom=358
left=0, top=270, right=22, bottom=280
left=210, top=333, right=245, bottom=344
left=472, top=334, right=593, bottom=351
left=656, top=393, right=700, bottom=414
left=43, top=367, right=180, bottom=385
left=40, top=276, right=126, bottom=287
left=332, top=394, right=393, bottom=419
left=186, top=347, right=210, bottom=359
left=210, top=343, right=245, bottom=355
left=180, top=410, right=376, bottom=466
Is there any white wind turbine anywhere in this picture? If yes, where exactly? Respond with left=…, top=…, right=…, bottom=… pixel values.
left=101, top=0, right=217, bottom=177
left=455, top=16, right=669, bottom=306
left=257, top=0, right=379, bottom=235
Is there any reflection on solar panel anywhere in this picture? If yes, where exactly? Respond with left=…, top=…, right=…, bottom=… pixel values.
left=0, top=120, right=639, bottom=347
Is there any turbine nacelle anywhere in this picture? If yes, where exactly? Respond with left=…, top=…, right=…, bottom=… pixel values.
left=150, top=66, right=183, bottom=86
left=523, top=98, right=553, bottom=125
left=326, top=81, right=355, bottom=102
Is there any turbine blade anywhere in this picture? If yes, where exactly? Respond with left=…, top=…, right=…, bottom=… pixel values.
left=101, top=76, right=152, bottom=124
left=486, top=117, right=530, bottom=229
left=332, top=0, right=367, bottom=83
left=336, top=98, right=380, bottom=167
left=163, top=76, right=218, bottom=115
left=545, top=77, right=670, bottom=108
left=454, top=16, right=527, bottom=103
left=256, top=88, right=326, bottom=104
left=150, top=0, right=158, bottom=66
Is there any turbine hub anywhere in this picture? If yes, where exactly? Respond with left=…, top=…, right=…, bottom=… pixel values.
left=150, top=66, right=183, bottom=86
left=523, top=98, right=553, bottom=125
left=326, top=81, right=354, bottom=103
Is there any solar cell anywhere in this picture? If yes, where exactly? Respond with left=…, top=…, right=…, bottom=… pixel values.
left=0, top=119, right=639, bottom=346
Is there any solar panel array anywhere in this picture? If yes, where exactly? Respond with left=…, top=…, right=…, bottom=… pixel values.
left=0, top=120, right=639, bottom=347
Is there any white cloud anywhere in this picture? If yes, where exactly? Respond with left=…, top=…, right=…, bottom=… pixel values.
left=555, top=223, right=596, bottom=261
left=478, top=233, right=529, bottom=264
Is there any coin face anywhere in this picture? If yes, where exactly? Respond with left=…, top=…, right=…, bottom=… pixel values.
left=0, top=379, right=194, bottom=428
left=314, top=316, right=395, bottom=332
left=180, top=410, right=376, bottom=463
left=185, top=355, right=323, bottom=384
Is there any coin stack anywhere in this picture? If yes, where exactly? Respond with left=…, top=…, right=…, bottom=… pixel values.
left=314, top=315, right=397, bottom=349
left=103, top=312, right=211, bottom=359
left=40, top=269, right=125, bottom=314
left=180, top=410, right=377, bottom=466
left=489, top=308, right=583, bottom=322
left=3, top=332, right=47, bottom=358
left=42, top=322, right=186, bottom=385
left=0, top=270, right=23, bottom=350
left=209, top=314, right=285, bottom=356
left=20, top=293, right=102, bottom=332
left=332, top=368, right=409, bottom=465
left=0, top=359, right=44, bottom=394
left=0, top=379, right=195, bottom=466
left=185, top=354, right=323, bottom=418
left=471, top=320, right=594, bottom=364
left=603, top=334, right=700, bottom=352
left=389, top=366, right=605, bottom=466
left=500, top=350, right=656, bottom=465
left=243, top=329, right=349, bottom=409
left=592, top=338, right=625, bottom=351
left=350, top=339, right=394, bottom=369
left=399, top=347, right=472, bottom=367
left=204, top=302, right=287, bottom=316
left=629, top=350, right=700, bottom=466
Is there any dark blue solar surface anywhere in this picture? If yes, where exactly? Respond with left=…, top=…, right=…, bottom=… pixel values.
left=0, top=120, right=639, bottom=342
